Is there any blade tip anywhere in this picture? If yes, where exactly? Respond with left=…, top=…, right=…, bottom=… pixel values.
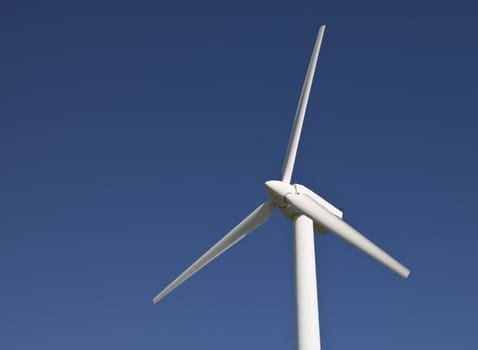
left=400, top=267, right=411, bottom=279
left=152, top=294, right=161, bottom=304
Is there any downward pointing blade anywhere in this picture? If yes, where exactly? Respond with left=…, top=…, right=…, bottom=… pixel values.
left=282, top=25, right=326, bottom=184
left=153, top=200, right=275, bottom=304
left=285, top=193, right=410, bottom=278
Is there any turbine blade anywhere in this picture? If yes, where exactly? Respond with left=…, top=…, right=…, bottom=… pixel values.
left=282, top=25, right=326, bottom=184
left=153, top=200, right=276, bottom=304
left=285, top=193, right=410, bottom=278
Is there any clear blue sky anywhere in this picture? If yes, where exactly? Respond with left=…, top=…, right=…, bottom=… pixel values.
left=2, top=0, right=477, bottom=349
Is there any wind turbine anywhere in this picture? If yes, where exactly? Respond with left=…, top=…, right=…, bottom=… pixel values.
left=152, top=25, right=410, bottom=350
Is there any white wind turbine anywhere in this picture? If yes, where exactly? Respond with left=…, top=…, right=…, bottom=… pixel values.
left=152, top=25, right=410, bottom=350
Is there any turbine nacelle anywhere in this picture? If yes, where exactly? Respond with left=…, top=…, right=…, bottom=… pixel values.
left=265, top=180, right=344, bottom=233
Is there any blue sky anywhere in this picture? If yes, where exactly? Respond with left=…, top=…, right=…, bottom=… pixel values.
left=1, top=0, right=477, bottom=349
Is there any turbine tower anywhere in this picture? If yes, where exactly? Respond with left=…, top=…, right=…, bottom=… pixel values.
left=152, top=25, right=410, bottom=350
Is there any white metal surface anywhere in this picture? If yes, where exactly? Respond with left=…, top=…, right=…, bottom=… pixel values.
left=294, top=215, right=321, bottom=350
left=152, top=200, right=275, bottom=304
left=265, top=180, right=343, bottom=221
left=295, top=184, right=343, bottom=219
left=264, top=180, right=296, bottom=207
left=282, top=25, right=326, bottom=184
left=286, top=193, right=410, bottom=278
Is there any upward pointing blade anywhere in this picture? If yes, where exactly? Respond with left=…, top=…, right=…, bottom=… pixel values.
left=282, top=25, right=326, bottom=184
left=285, top=193, right=410, bottom=278
left=152, top=200, right=275, bottom=304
